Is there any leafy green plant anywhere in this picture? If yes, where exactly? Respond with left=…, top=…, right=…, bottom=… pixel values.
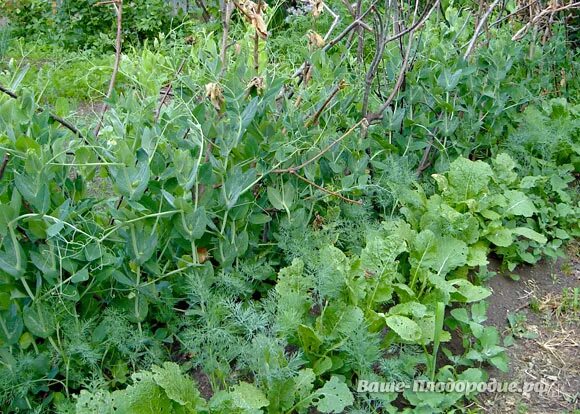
left=503, top=312, right=538, bottom=347
left=73, top=362, right=206, bottom=414
left=67, top=362, right=354, bottom=414
left=397, top=153, right=576, bottom=271
left=1, top=0, right=179, bottom=50
left=447, top=302, right=509, bottom=372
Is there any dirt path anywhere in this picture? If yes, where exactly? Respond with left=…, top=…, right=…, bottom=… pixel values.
left=476, top=244, right=579, bottom=413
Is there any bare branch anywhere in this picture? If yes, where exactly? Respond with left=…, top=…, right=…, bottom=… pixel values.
left=195, top=0, right=211, bottom=22
left=0, top=84, right=85, bottom=139
left=364, top=0, right=440, bottom=122
left=305, top=80, right=346, bottom=127
left=365, top=35, right=413, bottom=123
left=340, top=0, right=356, bottom=17
left=464, top=0, right=501, bottom=60
left=155, top=59, right=186, bottom=122
left=356, top=0, right=365, bottom=62
left=273, top=119, right=366, bottom=173
left=416, top=139, right=433, bottom=174
left=290, top=170, right=363, bottom=205
left=253, top=0, right=263, bottom=74
left=490, top=0, right=539, bottom=27
left=323, top=0, right=379, bottom=51
left=94, top=0, right=123, bottom=138
left=511, top=1, right=580, bottom=41
left=219, top=0, right=234, bottom=74
left=362, top=5, right=389, bottom=118
left=0, top=153, right=9, bottom=181
left=381, top=0, right=439, bottom=45
left=322, top=3, right=341, bottom=41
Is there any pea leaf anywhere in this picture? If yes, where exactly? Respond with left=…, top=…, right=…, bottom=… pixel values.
left=0, top=305, right=23, bottom=345
left=71, top=267, right=89, bottom=283
left=0, top=236, right=26, bottom=278
left=110, top=158, right=150, bottom=201
left=189, top=207, right=208, bottom=240
left=23, top=303, right=56, bottom=338
left=222, top=167, right=256, bottom=210
left=437, top=69, right=462, bottom=91
left=14, top=173, right=50, bottom=213
left=267, top=181, right=295, bottom=215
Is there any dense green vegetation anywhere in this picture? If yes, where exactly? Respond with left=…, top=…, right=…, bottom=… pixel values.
left=0, top=0, right=578, bottom=412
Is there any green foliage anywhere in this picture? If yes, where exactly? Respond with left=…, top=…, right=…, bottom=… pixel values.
left=1, top=0, right=178, bottom=49
left=446, top=302, right=509, bottom=373
left=0, top=1, right=577, bottom=412
left=75, top=362, right=206, bottom=413
left=73, top=362, right=356, bottom=414
left=505, top=98, right=580, bottom=169
left=399, top=154, right=578, bottom=271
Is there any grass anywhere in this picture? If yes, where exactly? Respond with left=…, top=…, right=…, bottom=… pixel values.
left=0, top=38, right=129, bottom=106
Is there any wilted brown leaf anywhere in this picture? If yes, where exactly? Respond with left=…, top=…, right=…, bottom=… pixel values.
left=252, top=14, right=268, bottom=39
left=205, top=82, right=224, bottom=112
left=247, top=76, right=265, bottom=93
left=310, top=0, right=324, bottom=17
left=307, top=31, right=325, bottom=48
left=238, top=0, right=268, bottom=38
left=196, top=247, right=210, bottom=264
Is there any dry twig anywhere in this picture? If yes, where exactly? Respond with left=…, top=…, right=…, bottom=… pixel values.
left=365, top=0, right=440, bottom=123
left=154, top=59, right=186, bottom=122
left=0, top=84, right=85, bottom=139
left=0, top=153, right=9, bottom=181
left=290, top=170, right=363, bottom=205
left=512, top=1, right=580, bottom=41
left=323, top=0, right=378, bottom=51
left=464, top=0, right=502, bottom=60
left=273, top=119, right=366, bottom=174
left=219, top=0, right=234, bottom=74
left=94, top=0, right=123, bottom=138
left=305, top=80, right=346, bottom=127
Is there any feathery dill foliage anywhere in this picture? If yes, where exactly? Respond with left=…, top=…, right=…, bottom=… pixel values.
left=504, top=98, right=579, bottom=170
left=368, top=154, right=419, bottom=215
left=379, top=345, right=428, bottom=383
left=274, top=208, right=337, bottom=262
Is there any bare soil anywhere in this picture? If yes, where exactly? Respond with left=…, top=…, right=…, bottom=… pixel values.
left=476, top=244, right=580, bottom=414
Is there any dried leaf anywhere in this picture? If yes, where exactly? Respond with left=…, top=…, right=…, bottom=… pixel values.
left=311, top=0, right=324, bottom=17
left=247, top=76, right=265, bottom=93
left=308, top=31, right=325, bottom=48
left=239, top=0, right=268, bottom=38
left=238, top=0, right=257, bottom=15
left=252, top=14, right=268, bottom=38
left=197, top=247, right=209, bottom=264
left=205, top=82, right=224, bottom=112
